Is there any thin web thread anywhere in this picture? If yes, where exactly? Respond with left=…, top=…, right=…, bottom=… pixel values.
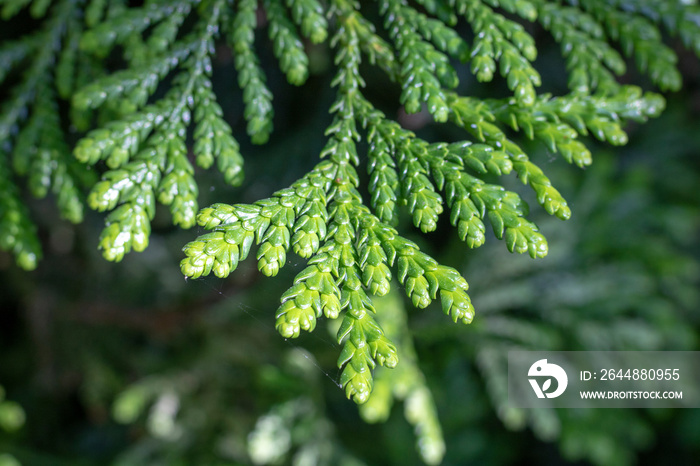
left=186, top=275, right=344, bottom=389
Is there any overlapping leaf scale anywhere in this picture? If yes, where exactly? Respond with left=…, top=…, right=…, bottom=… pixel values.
left=72, top=39, right=198, bottom=111
left=78, top=2, right=247, bottom=261
left=395, top=138, right=444, bottom=234
left=349, top=8, right=400, bottom=80
left=0, top=0, right=85, bottom=268
left=429, top=142, right=507, bottom=248
left=382, top=0, right=455, bottom=121
left=192, top=75, right=245, bottom=185
left=447, top=93, right=572, bottom=222
left=272, top=175, right=399, bottom=404
left=488, top=85, right=665, bottom=167
left=229, top=0, right=275, bottom=144
left=79, top=0, right=195, bottom=56
left=366, top=118, right=401, bottom=225
left=275, top=247, right=342, bottom=338
left=620, top=0, right=700, bottom=57
left=575, top=0, right=682, bottom=91
left=285, top=0, right=328, bottom=44
left=88, top=134, right=167, bottom=261
left=73, top=99, right=169, bottom=168
left=431, top=147, right=548, bottom=257
left=396, top=0, right=470, bottom=62
left=181, top=162, right=336, bottom=279
left=0, top=0, right=74, bottom=151
left=336, top=269, right=398, bottom=403
left=336, top=189, right=398, bottom=403
left=264, top=0, right=309, bottom=86
left=413, top=0, right=458, bottom=25
left=357, top=213, right=475, bottom=324
left=457, top=0, right=540, bottom=106
left=538, top=2, right=625, bottom=93
left=482, top=0, right=538, bottom=22
left=12, top=84, right=88, bottom=223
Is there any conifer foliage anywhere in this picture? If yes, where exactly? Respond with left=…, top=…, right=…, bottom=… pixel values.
left=1, top=0, right=699, bottom=408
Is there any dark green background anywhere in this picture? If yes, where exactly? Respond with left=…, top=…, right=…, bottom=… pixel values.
left=1, top=4, right=700, bottom=465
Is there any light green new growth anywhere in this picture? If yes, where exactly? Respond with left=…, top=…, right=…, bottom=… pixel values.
left=1, top=1, right=699, bottom=454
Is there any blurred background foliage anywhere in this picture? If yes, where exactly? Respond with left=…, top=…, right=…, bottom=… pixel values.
left=1, top=2, right=700, bottom=466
